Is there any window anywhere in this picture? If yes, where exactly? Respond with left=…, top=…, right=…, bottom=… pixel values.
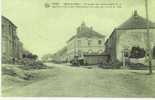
left=78, top=40, right=81, bottom=45
left=98, top=40, right=102, bottom=45
left=78, top=50, right=81, bottom=57
left=2, top=39, right=6, bottom=53
left=2, top=24, right=5, bottom=33
left=88, top=40, right=91, bottom=46
left=9, top=24, right=12, bottom=34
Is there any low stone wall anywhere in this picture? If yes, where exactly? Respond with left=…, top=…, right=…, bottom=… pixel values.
left=84, top=55, right=108, bottom=65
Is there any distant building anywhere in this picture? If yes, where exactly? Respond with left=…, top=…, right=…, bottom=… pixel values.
left=41, top=54, right=54, bottom=62
left=2, top=16, right=24, bottom=63
left=105, top=10, right=155, bottom=64
left=66, top=22, right=106, bottom=65
left=52, top=46, right=68, bottom=63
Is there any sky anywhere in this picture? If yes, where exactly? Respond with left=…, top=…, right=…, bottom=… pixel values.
left=2, top=0, right=155, bottom=58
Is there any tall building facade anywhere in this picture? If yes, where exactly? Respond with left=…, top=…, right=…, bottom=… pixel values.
left=66, top=22, right=106, bottom=65
left=2, top=16, right=24, bottom=63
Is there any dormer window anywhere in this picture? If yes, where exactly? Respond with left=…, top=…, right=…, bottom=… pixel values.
left=133, top=10, right=138, bottom=17
left=88, top=40, right=92, bottom=46
left=98, top=40, right=102, bottom=45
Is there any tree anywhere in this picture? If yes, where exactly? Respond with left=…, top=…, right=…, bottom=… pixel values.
left=22, top=53, right=38, bottom=60
left=32, top=54, right=38, bottom=60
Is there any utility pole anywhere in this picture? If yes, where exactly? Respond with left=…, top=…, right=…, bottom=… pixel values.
left=145, top=0, right=152, bottom=74
left=122, top=50, right=126, bottom=68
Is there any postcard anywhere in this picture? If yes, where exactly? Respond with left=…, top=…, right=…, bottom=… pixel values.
left=1, top=0, right=155, bottom=97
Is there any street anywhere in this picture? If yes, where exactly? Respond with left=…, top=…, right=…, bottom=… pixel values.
left=2, top=63, right=155, bottom=97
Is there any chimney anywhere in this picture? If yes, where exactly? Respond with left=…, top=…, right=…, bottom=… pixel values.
left=133, top=10, right=138, bottom=17
left=81, top=21, right=86, bottom=27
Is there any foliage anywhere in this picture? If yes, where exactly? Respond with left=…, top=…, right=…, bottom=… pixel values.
left=23, top=53, right=38, bottom=60
left=20, top=59, right=47, bottom=70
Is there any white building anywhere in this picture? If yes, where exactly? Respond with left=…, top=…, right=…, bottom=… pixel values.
left=105, top=11, right=155, bottom=65
left=66, top=22, right=106, bottom=65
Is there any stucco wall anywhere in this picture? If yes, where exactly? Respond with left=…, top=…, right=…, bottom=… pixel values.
left=78, top=37, right=105, bottom=53
left=104, top=30, right=117, bottom=62
left=66, top=37, right=77, bottom=61
left=66, top=36, right=105, bottom=62
left=84, top=55, right=105, bottom=65
left=2, top=17, right=24, bottom=63
left=2, top=17, right=17, bottom=62
left=116, top=28, right=155, bottom=62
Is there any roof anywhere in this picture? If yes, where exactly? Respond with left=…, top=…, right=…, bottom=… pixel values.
left=55, top=46, right=67, bottom=56
left=117, top=11, right=155, bottom=29
left=67, top=31, right=104, bottom=43
left=2, top=16, right=17, bottom=28
left=67, top=22, right=105, bottom=43
left=77, top=30, right=104, bottom=38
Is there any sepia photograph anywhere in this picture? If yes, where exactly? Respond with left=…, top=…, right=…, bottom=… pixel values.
left=1, top=0, right=155, bottom=97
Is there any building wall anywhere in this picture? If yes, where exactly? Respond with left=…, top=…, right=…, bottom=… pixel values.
left=104, top=30, right=117, bottom=63
left=78, top=37, right=105, bottom=52
left=16, top=40, right=23, bottom=59
left=66, top=37, right=78, bottom=61
left=115, top=28, right=155, bottom=62
left=51, top=46, right=68, bottom=63
left=66, top=36, right=105, bottom=62
left=84, top=55, right=106, bottom=65
left=2, top=16, right=24, bottom=63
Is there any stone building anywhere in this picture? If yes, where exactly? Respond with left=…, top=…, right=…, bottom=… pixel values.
left=105, top=11, right=155, bottom=65
left=66, top=22, right=106, bottom=65
left=2, top=16, right=24, bottom=63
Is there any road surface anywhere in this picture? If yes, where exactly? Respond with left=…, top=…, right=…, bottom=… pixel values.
left=2, top=63, right=155, bottom=97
